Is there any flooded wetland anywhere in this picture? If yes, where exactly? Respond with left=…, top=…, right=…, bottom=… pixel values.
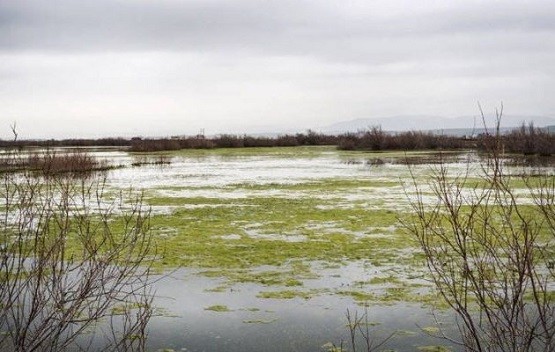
left=3, top=145, right=552, bottom=352
left=3, top=2, right=555, bottom=351
left=96, top=146, right=505, bottom=352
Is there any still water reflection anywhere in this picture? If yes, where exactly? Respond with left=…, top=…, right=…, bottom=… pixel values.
left=144, top=270, right=459, bottom=352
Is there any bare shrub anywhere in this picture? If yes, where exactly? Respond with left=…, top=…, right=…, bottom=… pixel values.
left=213, top=134, right=244, bottom=148
left=0, top=160, right=155, bottom=351
left=405, top=107, right=555, bottom=351
left=327, top=308, right=395, bottom=352
left=131, top=155, right=172, bottom=167
left=1, top=149, right=110, bottom=175
left=28, top=150, right=110, bottom=175
left=500, top=122, right=555, bottom=156
left=129, top=138, right=181, bottom=152
left=275, top=134, right=300, bottom=147
left=337, top=128, right=466, bottom=151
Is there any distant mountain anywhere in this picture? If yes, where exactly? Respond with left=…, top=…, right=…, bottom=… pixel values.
left=320, top=115, right=555, bottom=134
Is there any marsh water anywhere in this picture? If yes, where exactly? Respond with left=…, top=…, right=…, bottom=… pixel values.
left=146, top=269, right=453, bottom=352
left=9, top=146, right=549, bottom=351
left=101, top=147, right=476, bottom=352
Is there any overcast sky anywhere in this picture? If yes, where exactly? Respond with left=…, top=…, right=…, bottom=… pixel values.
left=1, top=0, right=554, bottom=139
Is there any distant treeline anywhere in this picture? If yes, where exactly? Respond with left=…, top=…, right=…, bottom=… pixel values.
left=337, top=127, right=469, bottom=151
left=503, top=124, right=555, bottom=156
left=129, top=131, right=339, bottom=152
left=0, top=138, right=129, bottom=148
left=1, top=124, right=553, bottom=156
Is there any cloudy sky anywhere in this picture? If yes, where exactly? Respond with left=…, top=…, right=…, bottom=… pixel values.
left=0, top=0, right=554, bottom=139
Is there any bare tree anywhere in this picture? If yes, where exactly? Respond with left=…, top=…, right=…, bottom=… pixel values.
left=404, top=107, right=555, bottom=351
left=0, top=151, right=156, bottom=351
left=10, top=121, right=18, bottom=142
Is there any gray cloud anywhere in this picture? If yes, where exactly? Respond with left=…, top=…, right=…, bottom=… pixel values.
left=0, top=0, right=554, bottom=138
left=2, top=1, right=554, bottom=56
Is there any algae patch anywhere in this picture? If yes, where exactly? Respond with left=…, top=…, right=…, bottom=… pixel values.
left=256, top=289, right=321, bottom=300
left=204, top=305, right=232, bottom=312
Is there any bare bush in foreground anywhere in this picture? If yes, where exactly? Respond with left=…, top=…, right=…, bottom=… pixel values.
left=0, top=163, right=155, bottom=351
left=405, top=108, right=555, bottom=351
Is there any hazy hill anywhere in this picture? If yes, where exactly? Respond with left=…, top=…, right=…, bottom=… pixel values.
left=320, top=115, right=555, bottom=134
